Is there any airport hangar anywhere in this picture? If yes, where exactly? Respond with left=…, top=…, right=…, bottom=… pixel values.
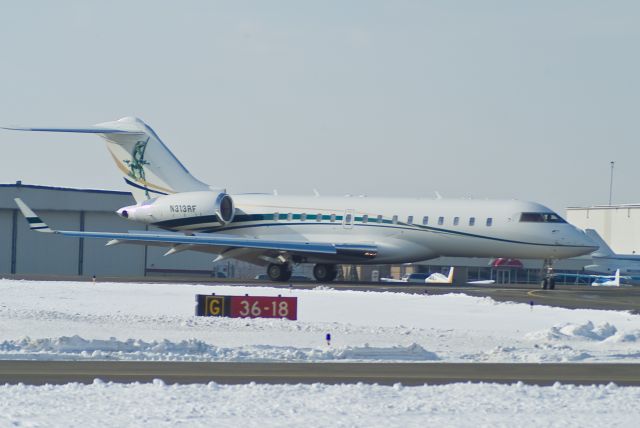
left=0, top=182, right=632, bottom=283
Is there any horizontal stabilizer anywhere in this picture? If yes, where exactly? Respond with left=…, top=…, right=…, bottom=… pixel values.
left=0, top=126, right=143, bottom=134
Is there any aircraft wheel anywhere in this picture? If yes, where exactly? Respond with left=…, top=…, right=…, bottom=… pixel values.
left=267, top=263, right=291, bottom=282
left=548, top=277, right=556, bottom=290
left=313, top=264, right=337, bottom=282
left=540, top=278, right=548, bottom=290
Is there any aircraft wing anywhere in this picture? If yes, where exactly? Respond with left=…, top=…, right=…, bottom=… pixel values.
left=14, top=198, right=377, bottom=260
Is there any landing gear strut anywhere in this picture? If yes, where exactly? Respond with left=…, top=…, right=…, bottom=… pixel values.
left=540, top=259, right=556, bottom=290
left=313, top=264, right=338, bottom=282
left=267, top=263, right=292, bottom=282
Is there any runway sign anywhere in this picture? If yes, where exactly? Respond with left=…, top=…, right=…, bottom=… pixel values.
left=196, top=294, right=297, bottom=320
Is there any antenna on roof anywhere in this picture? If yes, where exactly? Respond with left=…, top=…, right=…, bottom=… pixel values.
left=313, top=189, right=320, bottom=197
left=435, top=191, right=443, bottom=200
left=273, top=189, right=278, bottom=196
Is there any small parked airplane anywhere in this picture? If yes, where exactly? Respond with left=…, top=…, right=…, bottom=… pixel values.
left=590, top=269, right=623, bottom=287
left=381, top=267, right=455, bottom=284
left=3, top=117, right=596, bottom=283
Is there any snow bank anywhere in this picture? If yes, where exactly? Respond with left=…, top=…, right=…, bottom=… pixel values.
left=0, top=336, right=439, bottom=362
left=0, top=381, right=637, bottom=428
left=1, top=279, right=639, bottom=363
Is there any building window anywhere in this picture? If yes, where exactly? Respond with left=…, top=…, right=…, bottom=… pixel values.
left=362, top=214, right=368, bottom=223
left=377, top=215, right=383, bottom=223
left=287, top=213, right=293, bottom=221
left=330, top=214, right=336, bottom=223
left=438, top=216, right=444, bottom=225
left=392, top=215, right=398, bottom=224
left=453, top=217, right=459, bottom=226
left=422, top=216, right=429, bottom=225
left=407, top=215, right=413, bottom=225
left=316, top=213, right=322, bottom=222
left=486, top=217, right=493, bottom=227
left=469, top=217, right=475, bottom=226
left=300, top=213, right=307, bottom=221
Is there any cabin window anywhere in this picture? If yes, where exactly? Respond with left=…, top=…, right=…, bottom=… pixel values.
left=362, top=214, right=368, bottom=223
left=330, top=214, right=336, bottom=222
left=407, top=215, right=414, bottom=225
left=274, top=212, right=279, bottom=222
left=453, top=217, right=460, bottom=226
left=377, top=215, right=383, bottom=223
left=438, top=216, right=444, bottom=225
left=486, top=217, right=493, bottom=227
left=422, top=216, right=429, bottom=225
left=287, top=213, right=293, bottom=221
left=469, top=217, right=475, bottom=226
left=316, top=213, right=322, bottom=222
left=300, top=213, right=307, bottom=221
left=392, top=215, right=398, bottom=224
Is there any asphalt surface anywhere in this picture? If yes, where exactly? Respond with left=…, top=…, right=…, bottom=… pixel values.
left=1, top=361, right=639, bottom=386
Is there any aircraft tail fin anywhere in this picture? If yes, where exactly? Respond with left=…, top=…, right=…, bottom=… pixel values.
left=584, top=229, right=615, bottom=257
left=446, top=266, right=455, bottom=283
left=2, top=117, right=210, bottom=202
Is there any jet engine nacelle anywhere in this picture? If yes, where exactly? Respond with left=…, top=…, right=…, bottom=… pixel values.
left=117, top=191, right=235, bottom=226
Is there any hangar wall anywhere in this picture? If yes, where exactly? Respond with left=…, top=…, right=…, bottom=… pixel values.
left=0, top=183, right=220, bottom=278
left=566, top=205, right=640, bottom=254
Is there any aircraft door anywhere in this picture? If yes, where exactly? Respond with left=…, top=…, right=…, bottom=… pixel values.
left=343, top=209, right=354, bottom=229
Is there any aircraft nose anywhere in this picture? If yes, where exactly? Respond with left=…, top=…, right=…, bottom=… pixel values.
left=570, top=228, right=599, bottom=255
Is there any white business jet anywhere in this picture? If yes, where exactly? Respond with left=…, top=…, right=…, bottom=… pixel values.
left=2, top=117, right=596, bottom=283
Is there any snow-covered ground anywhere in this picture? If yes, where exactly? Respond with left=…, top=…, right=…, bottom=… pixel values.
left=1, top=380, right=638, bottom=427
left=0, top=279, right=639, bottom=362
left=2, top=279, right=639, bottom=427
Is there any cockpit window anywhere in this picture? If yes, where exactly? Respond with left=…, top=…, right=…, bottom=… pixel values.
left=520, top=212, right=566, bottom=223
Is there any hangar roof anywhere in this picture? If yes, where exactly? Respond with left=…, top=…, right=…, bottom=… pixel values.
left=0, top=182, right=134, bottom=212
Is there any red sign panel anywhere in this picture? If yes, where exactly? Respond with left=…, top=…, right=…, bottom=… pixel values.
left=229, top=295, right=297, bottom=320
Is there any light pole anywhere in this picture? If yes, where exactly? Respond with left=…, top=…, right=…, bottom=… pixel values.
left=609, top=161, right=615, bottom=206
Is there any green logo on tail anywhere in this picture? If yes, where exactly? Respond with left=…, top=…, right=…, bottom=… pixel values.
left=124, top=137, right=151, bottom=197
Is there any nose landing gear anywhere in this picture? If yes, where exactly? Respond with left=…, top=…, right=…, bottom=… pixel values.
left=540, top=259, right=556, bottom=290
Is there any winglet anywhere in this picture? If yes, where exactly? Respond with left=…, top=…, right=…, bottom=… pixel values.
left=14, top=198, right=54, bottom=233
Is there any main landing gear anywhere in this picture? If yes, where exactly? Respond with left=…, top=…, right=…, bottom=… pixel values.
left=313, top=264, right=338, bottom=282
left=265, top=262, right=338, bottom=282
left=267, top=263, right=292, bottom=282
left=540, top=259, right=556, bottom=290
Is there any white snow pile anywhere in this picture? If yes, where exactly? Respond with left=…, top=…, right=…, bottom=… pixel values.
left=1, top=279, right=640, bottom=362
left=0, top=336, right=438, bottom=362
left=527, top=321, right=640, bottom=343
left=0, top=381, right=639, bottom=427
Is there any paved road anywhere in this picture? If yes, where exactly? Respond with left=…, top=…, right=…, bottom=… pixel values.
left=1, top=361, right=639, bottom=386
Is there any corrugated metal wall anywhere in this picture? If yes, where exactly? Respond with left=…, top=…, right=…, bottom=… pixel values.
left=566, top=206, right=640, bottom=254
left=0, top=184, right=223, bottom=277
